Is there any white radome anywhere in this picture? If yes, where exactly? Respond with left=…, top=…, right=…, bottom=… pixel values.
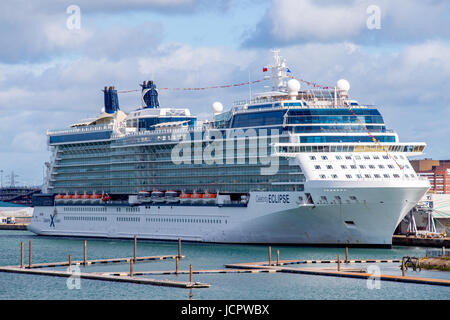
left=212, top=101, right=223, bottom=114
left=287, top=79, right=301, bottom=92
left=337, top=79, right=350, bottom=91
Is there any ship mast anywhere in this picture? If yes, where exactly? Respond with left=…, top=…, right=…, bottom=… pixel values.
left=270, top=49, right=288, bottom=92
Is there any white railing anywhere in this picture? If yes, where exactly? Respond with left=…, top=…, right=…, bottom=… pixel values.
left=47, top=124, right=113, bottom=136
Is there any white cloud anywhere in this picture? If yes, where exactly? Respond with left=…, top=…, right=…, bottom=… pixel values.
left=11, top=131, right=47, bottom=153
left=269, top=0, right=367, bottom=42
left=244, top=0, right=450, bottom=47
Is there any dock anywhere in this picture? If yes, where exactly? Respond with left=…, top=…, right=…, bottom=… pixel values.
left=392, top=235, right=450, bottom=247
left=0, top=265, right=209, bottom=288
left=0, top=237, right=210, bottom=289
left=0, top=223, right=28, bottom=230
left=225, top=258, right=450, bottom=287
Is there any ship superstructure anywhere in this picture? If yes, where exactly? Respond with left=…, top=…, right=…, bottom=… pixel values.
left=29, top=50, right=430, bottom=246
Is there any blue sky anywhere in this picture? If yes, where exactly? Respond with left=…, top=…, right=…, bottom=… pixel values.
left=0, top=0, right=449, bottom=186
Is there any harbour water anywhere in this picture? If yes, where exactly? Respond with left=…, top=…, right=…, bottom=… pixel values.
left=0, top=230, right=449, bottom=300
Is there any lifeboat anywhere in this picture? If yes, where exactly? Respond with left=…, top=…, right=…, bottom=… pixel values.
left=74, top=193, right=83, bottom=202
left=137, top=190, right=151, bottom=203
left=64, top=194, right=74, bottom=203
left=151, top=190, right=165, bottom=203
left=55, top=194, right=64, bottom=202
left=92, top=193, right=102, bottom=203
left=83, top=193, right=93, bottom=204
left=191, top=192, right=204, bottom=203
left=165, top=190, right=179, bottom=203
left=203, top=192, right=217, bottom=204
left=81, top=192, right=90, bottom=203
left=179, top=192, right=192, bottom=203
left=101, top=194, right=111, bottom=202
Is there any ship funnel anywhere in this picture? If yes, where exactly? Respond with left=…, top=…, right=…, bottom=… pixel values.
left=103, top=86, right=120, bottom=114
left=141, top=80, right=160, bottom=109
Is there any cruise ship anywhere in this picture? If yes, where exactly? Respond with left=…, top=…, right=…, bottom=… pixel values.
left=29, top=50, right=430, bottom=247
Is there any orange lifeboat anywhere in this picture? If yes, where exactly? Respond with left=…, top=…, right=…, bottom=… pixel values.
left=179, top=192, right=192, bottom=203
left=101, top=194, right=111, bottom=202
left=203, top=192, right=217, bottom=199
left=191, top=192, right=204, bottom=202
left=55, top=194, right=64, bottom=200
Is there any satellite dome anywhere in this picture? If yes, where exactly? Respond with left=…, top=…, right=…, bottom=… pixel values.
left=287, top=79, right=301, bottom=92
left=337, top=79, right=350, bottom=91
left=212, top=101, right=223, bottom=114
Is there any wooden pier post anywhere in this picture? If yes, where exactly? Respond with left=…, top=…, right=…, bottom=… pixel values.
left=345, top=247, right=349, bottom=263
left=277, top=249, right=280, bottom=266
left=176, top=256, right=179, bottom=275
left=268, top=246, right=272, bottom=266
left=68, top=254, right=72, bottom=273
left=130, top=259, right=134, bottom=278
left=337, top=254, right=341, bottom=271
left=28, top=240, right=32, bottom=269
left=401, top=260, right=405, bottom=277
left=83, top=240, right=87, bottom=266
left=443, top=246, right=446, bottom=258
left=20, top=241, right=24, bottom=268
left=189, top=264, right=193, bottom=283
left=178, top=238, right=181, bottom=259
left=134, top=235, right=137, bottom=263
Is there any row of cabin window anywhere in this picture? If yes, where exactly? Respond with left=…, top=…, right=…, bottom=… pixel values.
left=64, top=207, right=107, bottom=212
left=314, top=164, right=411, bottom=170
left=310, top=154, right=406, bottom=160
left=145, top=217, right=225, bottom=224
left=64, top=216, right=107, bottom=221
left=318, top=173, right=413, bottom=179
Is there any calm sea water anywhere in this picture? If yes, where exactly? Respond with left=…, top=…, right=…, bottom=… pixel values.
left=0, top=230, right=449, bottom=300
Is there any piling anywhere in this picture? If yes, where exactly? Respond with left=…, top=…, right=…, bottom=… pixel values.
left=178, top=238, right=182, bottom=259
left=28, top=240, right=32, bottom=269
left=83, top=240, right=87, bottom=266
left=189, top=264, right=193, bottom=283
left=176, top=256, right=179, bottom=275
left=68, top=255, right=72, bottom=273
left=134, top=235, right=137, bottom=263
left=402, top=260, right=405, bottom=277
left=443, top=246, right=446, bottom=258
left=268, top=246, right=272, bottom=266
left=337, top=254, right=341, bottom=271
left=277, top=249, right=280, bottom=266
left=345, top=247, right=349, bottom=263
left=20, top=242, right=24, bottom=268
left=130, top=259, right=134, bottom=278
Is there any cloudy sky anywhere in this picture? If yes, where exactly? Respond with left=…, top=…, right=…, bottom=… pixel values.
left=0, top=0, right=449, bottom=186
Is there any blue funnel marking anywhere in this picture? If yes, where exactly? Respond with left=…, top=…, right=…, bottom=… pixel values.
left=103, top=86, right=120, bottom=114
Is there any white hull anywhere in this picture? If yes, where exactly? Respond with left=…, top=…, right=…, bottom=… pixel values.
left=29, top=180, right=429, bottom=247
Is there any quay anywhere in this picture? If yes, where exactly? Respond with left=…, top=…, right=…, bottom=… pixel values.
left=0, top=265, right=209, bottom=288
left=392, top=235, right=450, bottom=247
left=225, top=258, right=450, bottom=287
left=0, top=223, right=28, bottom=230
